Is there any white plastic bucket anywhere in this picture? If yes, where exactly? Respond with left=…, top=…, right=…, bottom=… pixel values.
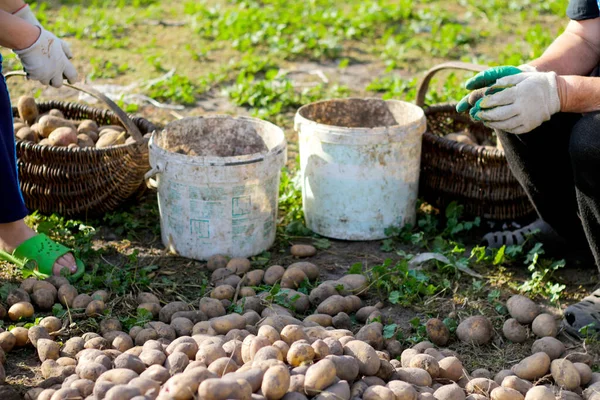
left=294, top=98, right=426, bottom=240
left=146, top=115, right=287, bottom=260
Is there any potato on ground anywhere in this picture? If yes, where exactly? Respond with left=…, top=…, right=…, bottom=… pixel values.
left=304, top=359, right=337, bottom=396
left=86, top=300, right=106, bottom=317
left=72, top=294, right=93, bottom=309
left=506, top=295, right=540, bottom=324
left=263, top=265, right=286, bottom=285
left=501, top=376, right=532, bottom=395
left=343, top=340, right=381, bottom=376
left=409, top=353, right=440, bottom=378
left=287, top=342, right=315, bottom=367
left=490, top=387, right=524, bottom=400
left=524, top=386, right=555, bottom=400
left=290, top=244, right=317, bottom=258
left=10, top=327, right=29, bottom=347
left=395, top=367, right=433, bottom=387
left=8, top=301, right=34, bottom=321
left=37, top=338, right=60, bottom=362
left=280, top=325, right=309, bottom=346
left=364, top=385, right=396, bottom=400
left=502, top=319, right=527, bottom=343
left=198, top=377, right=253, bottom=400
left=456, top=316, right=493, bottom=345
left=574, top=362, right=593, bottom=386
left=7, top=289, right=30, bottom=307
left=325, top=355, right=360, bottom=382
left=281, top=267, right=308, bottom=289
left=426, top=318, right=450, bottom=346
left=512, top=352, right=550, bottom=380
left=261, top=364, right=290, bottom=400
left=531, top=313, right=558, bottom=338
left=551, top=358, right=581, bottom=390
left=531, top=337, right=565, bottom=360
left=434, top=383, right=466, bottom=400
left=159, top=301, right=191, bottom=323
left=465, top=378, right=499, bottom=396
left=226, top=258, right=251, bottom=274
left=0, top=331, right=16, bottom=352
left=210, top=313, right=246, bottom=335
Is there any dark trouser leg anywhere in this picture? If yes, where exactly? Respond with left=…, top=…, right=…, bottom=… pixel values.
left=0, top=68, right=28, bottom=223
left=569, top=112, right=600, bottom=268
left=496, top=113, right=591, bottom=253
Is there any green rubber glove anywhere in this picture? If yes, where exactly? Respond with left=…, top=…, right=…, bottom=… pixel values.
left=464, top=66, right=522, bottom=90
left=456, top=94, right=471, bottom=113
left=469, top=86, right=507, bottom=121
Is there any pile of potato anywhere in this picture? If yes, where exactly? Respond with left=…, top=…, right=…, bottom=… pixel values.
left=13, top=96, right=147, bottom=149
left=0, top=247, right=597, bottom=400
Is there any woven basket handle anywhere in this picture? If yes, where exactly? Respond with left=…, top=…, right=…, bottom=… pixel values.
left=416, top=61, right=489, bottom=107
left=4, top=71, right=144, bottom=143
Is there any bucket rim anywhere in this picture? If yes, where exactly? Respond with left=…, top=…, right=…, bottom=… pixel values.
left=295, top=97, right=425, bottom=135
left=150, top=115, right=287, bottom=166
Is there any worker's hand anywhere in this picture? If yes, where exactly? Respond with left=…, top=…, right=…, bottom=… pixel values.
left=469, top=71, right=560, bottom=134
left=456, top=65, right=537, bottom=113
left=14, top=28, right=78, bottom=88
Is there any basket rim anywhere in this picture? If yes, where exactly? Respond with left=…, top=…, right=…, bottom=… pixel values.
left=13, top=99, right=155, bottom=154
left=422, top=102, right=506, bottom=160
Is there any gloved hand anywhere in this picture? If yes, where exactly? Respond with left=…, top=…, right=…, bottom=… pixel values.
left=14, top=28, right=78, bottom=88
left=456, top=65, right=537, bottom=112
left=13, top=4, right=74, bottom=60
left=469, top=71, right=560, bottom=134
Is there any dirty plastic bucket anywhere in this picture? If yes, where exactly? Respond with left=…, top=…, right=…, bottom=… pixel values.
left=146, top=116, right=287, bottom=260
left=295, top=98, right=426, bottom=240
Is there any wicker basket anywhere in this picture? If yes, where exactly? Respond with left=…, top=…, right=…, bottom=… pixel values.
left=6, top=71, right=156, bottom=217
left=416, top=62, right=535, bottom=221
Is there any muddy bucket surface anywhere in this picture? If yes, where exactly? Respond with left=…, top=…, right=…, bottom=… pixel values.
left=295, top=98, right=426, bottom=240
left=146, top=116, right=287, bottom=260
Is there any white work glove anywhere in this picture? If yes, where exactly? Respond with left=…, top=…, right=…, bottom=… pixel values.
left=13, top=28, right=78, bottom=88
left=13, top=4, right=74, bottom=60
left=471, top=71, right=560, bottom=135
left=12, top=5, right=77, bottom=88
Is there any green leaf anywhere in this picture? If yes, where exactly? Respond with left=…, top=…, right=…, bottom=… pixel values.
left=0, top=283, right=18, bottom=302
left=409, top=317, right=421, bottom=329
left=380, top=239, right=395, bottom=252
left=389, top=291, right=402, bottom=305
left=383, top=324, right=398, bottom=339
left=443, top=317, right=458, bottom=333
left=493, top=246, right=506, bottom=265
left=52, top=303, right=66, bottom=318
left=285, top=221, right=312, bottom=236
left=313, top=238, right=331, bottom=250
left=348, top=263, right=363, bottom=274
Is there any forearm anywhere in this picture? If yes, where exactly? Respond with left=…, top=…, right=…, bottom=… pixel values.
left=528, top=21, right=600, bottom=76
left=0, top=10, right=39, bottom=50
left=557, top=75, right=600, bottom=113
left=0, top=0, right=26, bottom=13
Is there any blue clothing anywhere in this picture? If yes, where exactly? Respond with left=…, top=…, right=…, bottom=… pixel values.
left=0, top=55, right=29, bottom=223
left=567, top=0, right=599, bottom=20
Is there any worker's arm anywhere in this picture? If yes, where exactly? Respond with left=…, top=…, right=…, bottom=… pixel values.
left=0, top=0, right=27, bottom=14
left=0, top=9, right=39, bottom=50
left=529, top=19, right=600, bottom=76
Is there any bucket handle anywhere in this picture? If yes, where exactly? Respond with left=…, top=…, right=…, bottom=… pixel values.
left=4, top=71, right=145, bottom=144
left=144, top=164, right=163, bottom=189
left=144, top=166, right=159, bottom=189
left=415, top=62, right=488, bottom=107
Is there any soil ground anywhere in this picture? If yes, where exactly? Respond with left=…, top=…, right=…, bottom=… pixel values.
left=0, top=0, right=598, bottom=395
